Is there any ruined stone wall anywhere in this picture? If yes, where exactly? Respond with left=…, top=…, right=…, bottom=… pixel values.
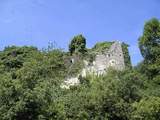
left=105, top=41, right=125, bottom=70
left=94, top=41, right=125, bottom=74
left=62, top=41, right=126, bottom=88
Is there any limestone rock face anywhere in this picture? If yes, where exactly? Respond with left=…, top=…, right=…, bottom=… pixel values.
left=62, top=41, right=126, bottom=88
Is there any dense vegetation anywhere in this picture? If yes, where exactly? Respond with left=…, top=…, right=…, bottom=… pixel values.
left=0, top=18, right=160, bottom=120
left=92, top=41, right=113, bottom=53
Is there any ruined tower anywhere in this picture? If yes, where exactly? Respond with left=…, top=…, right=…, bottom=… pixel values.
left=94, top=41, right=125, bottom=75
left=62, top=41, right=126, bottom=88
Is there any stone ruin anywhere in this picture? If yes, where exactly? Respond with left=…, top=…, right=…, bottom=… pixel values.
left=61, top=41, right=125, bottom=89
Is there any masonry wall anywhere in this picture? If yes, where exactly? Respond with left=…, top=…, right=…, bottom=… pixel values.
left=94, top=41, right=125, bottom=74
left=62, top=41, right=126, bottom=88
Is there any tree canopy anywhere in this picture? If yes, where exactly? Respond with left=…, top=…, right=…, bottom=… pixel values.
left=69, top=34, right=86, bottom=55
left=139, top=18, right=160, bottom=79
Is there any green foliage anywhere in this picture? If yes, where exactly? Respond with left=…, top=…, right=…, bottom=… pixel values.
left=69, top=34, right=87, bottom=55
left=139, top=18, right=160, bottom=61
left=138, top=18, right=160, bottom=78
left=0, top=46, right=38, bottom=71
left=0, top=47, right=66, bottom=120
left=55, top=69, right=145, bottom=120
left=0, top=47, right=138, bottom=120
left=122, top=43, right=132, bottom=69
left=115, top=70, right=145, bottom=102
left=0, top=18, right=160, bottom=119
left=132, top=97, right=160, bottom=120
left=92, top=41, right=113, bottom=53
left=67, top=59, right=84, bottom=77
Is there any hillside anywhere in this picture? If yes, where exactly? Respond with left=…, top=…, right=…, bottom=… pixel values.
left=0, top=18, right=160, bottom=120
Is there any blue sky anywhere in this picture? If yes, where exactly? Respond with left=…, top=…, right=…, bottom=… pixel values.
left=0, top=0, right=160, bottom=65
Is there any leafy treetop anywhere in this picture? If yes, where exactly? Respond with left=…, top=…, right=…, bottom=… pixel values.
left=69, top=34, right=86, bottom=55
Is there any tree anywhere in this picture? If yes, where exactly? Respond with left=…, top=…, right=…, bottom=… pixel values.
left=69, top=34, right=86, bottom=55
left=138, top=18, right=160, bottom=78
